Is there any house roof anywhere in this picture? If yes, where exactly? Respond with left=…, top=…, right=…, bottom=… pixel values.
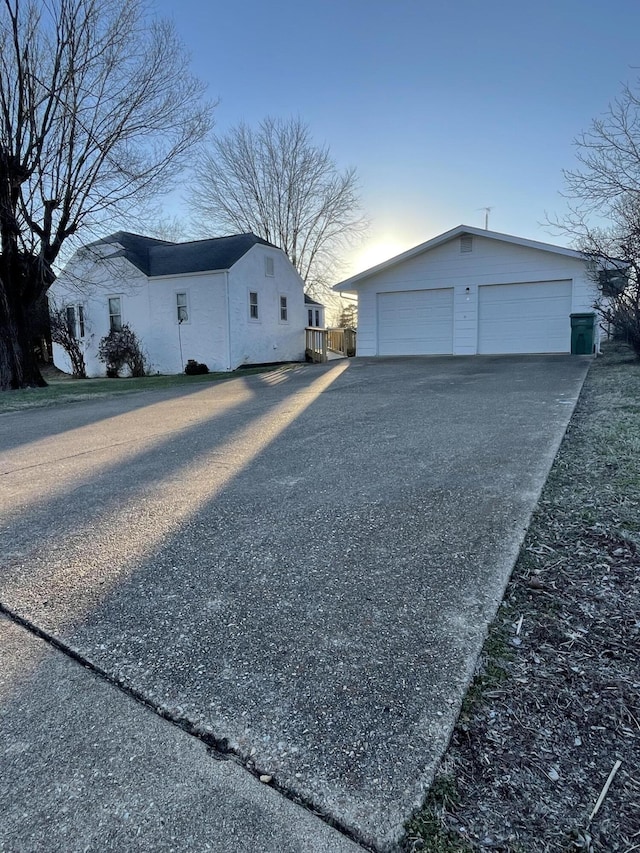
left=90, top=231, right=276, bottom=277
left=333, top=224, right=587, bottom=291
left=304, top=294, right=324, bottom=306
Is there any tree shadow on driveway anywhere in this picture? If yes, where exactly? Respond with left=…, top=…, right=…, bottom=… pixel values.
left=0, top=356, right=590, bottom=850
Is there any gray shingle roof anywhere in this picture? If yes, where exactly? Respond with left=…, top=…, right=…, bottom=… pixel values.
left=304, top=294, right=323, bottom=306
left=92, top=231, right=275, bottom=276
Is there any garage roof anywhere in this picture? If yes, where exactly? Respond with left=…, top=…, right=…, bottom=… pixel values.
left=333, top=224, right=587, bottom=292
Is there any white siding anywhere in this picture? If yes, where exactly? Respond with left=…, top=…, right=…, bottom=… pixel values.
left=346, top=234, right=598, bottom=356
left=50, top=240, right=307, bottom=376
left=227, top=244, right=306, bottom=368
left=145, top=272, right=228, bottom=373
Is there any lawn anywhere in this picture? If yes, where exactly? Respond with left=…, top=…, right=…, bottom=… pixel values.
left=0, top=364, right=291, bottom=413
left=404, top=343, right=640, bottom=853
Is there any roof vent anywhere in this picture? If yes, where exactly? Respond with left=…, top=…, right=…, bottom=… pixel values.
left=460, top=234, right=473, bottom=253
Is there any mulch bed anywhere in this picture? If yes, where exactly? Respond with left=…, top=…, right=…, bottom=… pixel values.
left=404, top=346, right=640, bottom=853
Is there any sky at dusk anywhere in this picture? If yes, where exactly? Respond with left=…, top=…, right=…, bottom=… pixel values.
left=155, top=0, right=640, bottom=277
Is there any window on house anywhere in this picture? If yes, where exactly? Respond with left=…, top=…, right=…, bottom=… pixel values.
left=265, top=256, right=275, bottom=276
left=280, top=295, right=288, bottom=322
left=315, top=309, right=320, bottom=327
left=249, top=291, right=259, bottom=319
left=108, top=297, right=122, bottom=331
left=65, top=305, right=85, bottom=338
left=308, top=308, right=313, bottom=326
left=176, top=292, right=188, bottom=322
left=66, top=305, right=76, bottom=337
left=460, top=234, right=473, bottom=253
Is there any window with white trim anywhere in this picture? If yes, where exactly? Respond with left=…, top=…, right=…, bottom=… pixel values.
left=264, top=256, right=275, bottom=276
left=308, top=308, right=313, bottom=326
left=108, top=297, right=122, bottom=331
left=249, top=291, right=259, bottom=320
left=65, top=304, right=86, bottom=338
left=279, top=295, right=288, bottom=322
left=176, top=291, right=189, bottom=323
left=66, top=305, right=76, bottom=337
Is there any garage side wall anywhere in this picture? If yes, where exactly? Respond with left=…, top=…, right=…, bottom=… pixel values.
left=351, top=235, right=597, bottom=356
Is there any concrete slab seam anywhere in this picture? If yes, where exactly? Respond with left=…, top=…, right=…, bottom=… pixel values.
left=0, top=601, right=374, bottom=852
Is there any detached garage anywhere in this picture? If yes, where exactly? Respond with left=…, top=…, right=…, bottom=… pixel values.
left=334, top=225, right=598, bottom=357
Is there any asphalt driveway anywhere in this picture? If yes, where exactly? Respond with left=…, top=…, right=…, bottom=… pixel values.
left=0, top=355, right=590, bottom=851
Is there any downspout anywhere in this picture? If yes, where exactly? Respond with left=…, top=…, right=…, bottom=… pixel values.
left=225, top=270, right=232, bottom=371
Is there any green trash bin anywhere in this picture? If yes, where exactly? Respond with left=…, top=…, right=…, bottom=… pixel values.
left=570, top=313, right=596, bottom=354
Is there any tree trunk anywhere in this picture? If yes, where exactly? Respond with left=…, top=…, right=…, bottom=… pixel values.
left=0, top=276, right=46, bottom=390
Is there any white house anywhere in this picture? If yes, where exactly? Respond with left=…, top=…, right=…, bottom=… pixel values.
left=305, top=294, right=325, bottom=328
left=334, top=225, right=599, bottom=356
left=50, top=231, right=309, bottom=376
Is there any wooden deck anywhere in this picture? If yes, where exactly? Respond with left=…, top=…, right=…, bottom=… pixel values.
left=305, top=327, right=356, bottom=363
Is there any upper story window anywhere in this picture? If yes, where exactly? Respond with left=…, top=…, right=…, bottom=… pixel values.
left=307, top=308, right=314, bottom=326
left=460, top=234, right=473, bottom=253
left=264, top=256, right=275, bottom=277
left=176, top=291, right=188, bottom=323
left=108, top=297, right=122, bottom=331
left=249, top=291, right=259, bottom=320
left=280, top=295, right=288, bottom=322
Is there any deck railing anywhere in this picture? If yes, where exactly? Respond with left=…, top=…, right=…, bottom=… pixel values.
left=305, top=327, right=328, bottom=363
left=305, top=327, right=356, bottom=363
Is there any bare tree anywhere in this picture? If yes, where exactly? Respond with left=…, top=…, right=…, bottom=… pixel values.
left=553, top=78, right=640, bottom=355
left=49, top=301, right=87, bottom=378
left=189, top=117, right=367, bottom=298
left=0, top=0, right=211, bottom=390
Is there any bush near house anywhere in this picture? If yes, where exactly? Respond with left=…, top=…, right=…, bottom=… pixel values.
left=184, top=359, right=209, bottom=375
left=98, top=325, right=146, bottom=378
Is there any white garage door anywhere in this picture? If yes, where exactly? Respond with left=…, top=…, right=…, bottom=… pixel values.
left=478, top=280, right=572, bottom=354
left=377, top=288, right=454, bottom=355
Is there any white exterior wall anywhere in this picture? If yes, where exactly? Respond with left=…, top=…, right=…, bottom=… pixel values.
left=227, top=244, right=306, bottom=368
left=50, top=240, right=306, bottom=377
left=350, top=235, right=598, bottom=356
left=49, top=251, right=149, bottom=377
left=145, top=272, right=227, bottom=373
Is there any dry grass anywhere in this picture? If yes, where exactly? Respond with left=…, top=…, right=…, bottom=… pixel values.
left=404, top=343, right=640, bottom=853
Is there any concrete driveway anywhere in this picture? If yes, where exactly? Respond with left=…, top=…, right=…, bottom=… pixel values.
left=0, top=356, right=590, bottom=851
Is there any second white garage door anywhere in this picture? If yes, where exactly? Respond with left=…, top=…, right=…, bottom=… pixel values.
left=478, top=280, right=572, bottom=354
left=377, top=288, right=454, bottom=355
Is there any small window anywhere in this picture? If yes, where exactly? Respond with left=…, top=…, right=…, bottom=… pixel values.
left=66, top=305, right=86, bottom=338
left=315, top=309, right=320, bottom=327
left=108, top=297, right=122, bottom=331
left=249, top=291, right=259, bottom=320
left=460, top=234, right=473, bottom=253
left=308, top=308, right=313, bottom=326
left=176, top=292, right=188, bottom=323
left=265, top=256, right=275, bottom=277
left=280, top=295, right=288, bottom=322
left=66, top=305, right=76, bottom=337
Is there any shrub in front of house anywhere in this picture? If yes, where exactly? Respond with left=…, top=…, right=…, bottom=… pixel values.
left=185, top=359, right=209, bottom=375
left=98, top=324, right=146, bottom=377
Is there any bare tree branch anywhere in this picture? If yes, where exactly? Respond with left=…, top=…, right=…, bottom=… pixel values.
left=189, top=116, right=368, bottom=295
left=549, top=77, right=640, bottom=357
left=0, top=0, right=213, bottom=389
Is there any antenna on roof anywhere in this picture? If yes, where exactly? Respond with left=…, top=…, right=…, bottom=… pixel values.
left=477, top=206, right=493, bottom=230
